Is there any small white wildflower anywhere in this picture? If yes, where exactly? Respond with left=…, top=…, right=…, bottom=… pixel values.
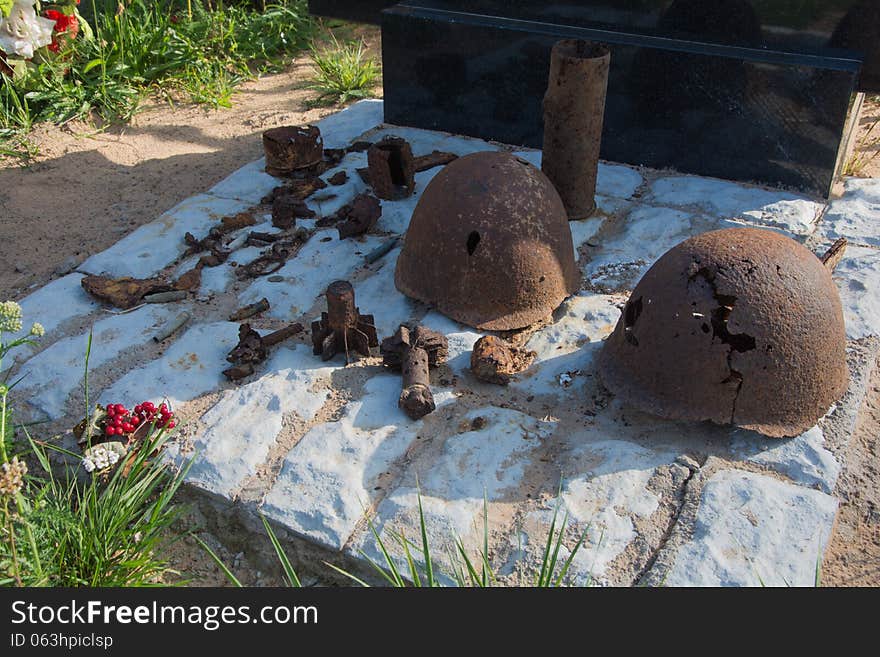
left=133, top=532, right=143, bottom=544
left=29, top=322, right=45, bottom=337
left=82, top=456, right=96, bottom=473
left=0, top=301, right=23, bottom=333
left=0, top=457, right=28, bottom=497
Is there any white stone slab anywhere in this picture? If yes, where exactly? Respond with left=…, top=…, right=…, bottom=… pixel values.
left=570, top=217, right=604, bottom=252
left=186, top=344, right=338, bottom=497
left=831, top=245, right=880, bottom=340
left=819, top=177, right=880, bottom=247
left=262, top=374, right=424, bottom=550
left=664, top=469, right=838, bottom=586
left=209, top=158, right=281, bottom=205
left=518, top=439, right=677, bottom=583
left=11, top=273, right=98, bottom=347
left=79, top=194, right=251, bottom=279
left=239, top=233, right=385, bottom=320
left=583, top=205, right=697, bottom=291
left=17, top=306, right=172, bottom=419
left=355, top=407, right=556, bottom=578
left=98, top=322, right=238, bottom=409
left=309, top=152, right=370, bottom=218
left=731, top=426, right=840, bottom=495
left=316, top=99, right=384, bottom=150
left=514, top=294, right=620, bottom=395
left=351, top=249, right=417, bottom=338
left=649, top=176, right=823, bottom=236
left=364, top=125, right=499, bottom=158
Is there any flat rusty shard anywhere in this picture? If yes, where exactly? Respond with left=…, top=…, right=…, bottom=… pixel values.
left=311, top=281, right=379, bottom=363
left=598, top=227, right=849, bottom=438
left=395, top=151, right=579, bottom=330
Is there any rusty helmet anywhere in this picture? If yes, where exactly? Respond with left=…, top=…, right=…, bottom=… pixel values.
left=598, top=227, right=848, bottom=438
left=394, top=151, right=580, bottom=330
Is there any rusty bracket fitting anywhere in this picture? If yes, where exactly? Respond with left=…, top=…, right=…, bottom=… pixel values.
left=381, top=325, right=449, bottom=420
left=263, top=125, right=324, bottom=176
left=367, top=136, right=416, bottom=200
left=470, top=335, right=536, bottom=385
left=311, top=281, right=379, bottom=363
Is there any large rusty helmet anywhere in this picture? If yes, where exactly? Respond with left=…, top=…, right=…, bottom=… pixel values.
left=598, top=227, right=848, bottom=438
left=395, top=151, right=580, bottom=330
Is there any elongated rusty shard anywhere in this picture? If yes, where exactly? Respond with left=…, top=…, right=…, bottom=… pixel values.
left=225, top=322, right=304, bottom=381
left=368, top=136, right=415, bottom=200
left=311, top=281, right=378, bottom=363
left=263, top=125, right=323, bottom=176
left=381, top=325, right=448, bottom=420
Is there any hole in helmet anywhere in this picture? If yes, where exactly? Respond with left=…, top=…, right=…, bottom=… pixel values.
left=467, top=231, right=481, bottom=256
left=623, top=296, right=642, bottom=346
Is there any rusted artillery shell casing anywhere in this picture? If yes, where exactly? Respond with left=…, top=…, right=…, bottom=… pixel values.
left=399, top=346, right=434, bottom=420
left=542, top=40, right=610, bottom=221
left=326, top=280, right=359, bottom=334
left=263, top=125, right=323, bottom=176
left=367, top=137, right=415, bottom=200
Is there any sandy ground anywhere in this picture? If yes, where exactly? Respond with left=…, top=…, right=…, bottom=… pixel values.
left=0, top=42, right=877, bottom=585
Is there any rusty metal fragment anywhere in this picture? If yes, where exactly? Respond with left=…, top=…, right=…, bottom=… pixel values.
left=263, top=125, right=324, bottom=176
left=598, top=227, right=849, bottom=438
left=414, top=151, right=458, bottom=172
left=821, top=237, right=848, bottom=271
left=229, top=298, right=270, bottom=322
left=337, top=194, right=382, bottom=239
left=272, top=193, right=316, bottom=229
left=395, top=151, right=579, bottom=330
left=311, top=281, right=379, bottom=363
left=328, top=170, right=348, bottom=186
left=224, top=322, right=304, bottom=381
left=542, top=40, right=610, bottom=220
left=221, top=213, right=257, bottom=233
left=174, top=267, right=202, bottom=291
left=236, top=230, right=309, bottom=280
left=381, top=325, right=449, bottom=420
left=81, top=275, right=170, bottom=309
left=367, top=136, right=415, bottom=200
left=470, top=335, right=536, bottom=385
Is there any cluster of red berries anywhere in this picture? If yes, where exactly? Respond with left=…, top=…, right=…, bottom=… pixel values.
left=103, top=401, right=175, bottom=438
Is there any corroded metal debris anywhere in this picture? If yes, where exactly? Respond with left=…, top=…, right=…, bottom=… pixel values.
left=229, top=298, right=270, bottom=322
left=414, top=151, right=458, bottom=172
left=272, top=193, right=317, bottom=229
left=542, top=39, right=610, bottom=220
left=224, top=322, right=304, bottom=381
left=367, top=136, right=416, bottom=200
left=311, top=280, right=378, bottom=363
left=263, top=125, right=324, bottom=176
left=381, top=325, right=449, bottom=420
left=235, top=228, right=309, bottom=280
left=337, top=193, right=382, bottom=239
left=395, top=151, right=579, bottom=330
left=598, top=227, right=849, bottom=438
left=328, top=170, right=348, bottom=186
left=470, top=335, right=536, bottom=385
left=81, top=275, right=170, bottom=309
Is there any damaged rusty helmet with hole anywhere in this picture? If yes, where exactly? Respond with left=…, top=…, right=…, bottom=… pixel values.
left=394, top=151, right=579, bottom=330
left=598, top=227, right=848, bottom=438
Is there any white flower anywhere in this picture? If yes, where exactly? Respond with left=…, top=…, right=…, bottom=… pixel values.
left=29, top=322, right=44, bottom=337
left=82, top=445, right=121, bottom=473
left=0, top=301, right=23, bottom=333
left=0, top=1, right=55, bottom=59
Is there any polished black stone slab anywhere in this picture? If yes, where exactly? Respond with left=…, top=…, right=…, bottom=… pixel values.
left=310, top=0, right=879, bottom=91
left=382, top=4, right=861, bottom=196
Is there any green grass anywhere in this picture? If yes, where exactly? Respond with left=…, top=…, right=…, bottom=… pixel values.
left=308, top=33, right=379, bottom=106
left=205, top=491, right=595, bottom=588
left=0, top=1, right=316, bottom=157
left=1, top=300, right=190, bottom=587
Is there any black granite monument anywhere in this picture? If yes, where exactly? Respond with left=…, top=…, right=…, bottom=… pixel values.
left=310, top=1, right=879, bottom=196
